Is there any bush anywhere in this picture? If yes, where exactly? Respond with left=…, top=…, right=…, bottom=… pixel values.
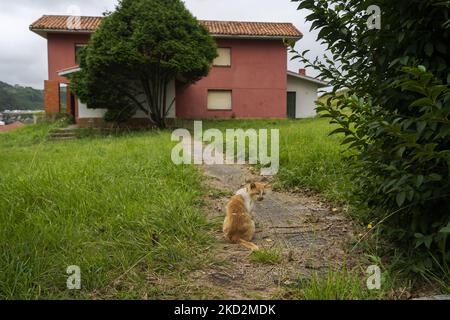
left=292, top=0, right=450, bottom=266
left=71, top=0, right=217, bottom=128
left=320, top=67, right=450, bottom=261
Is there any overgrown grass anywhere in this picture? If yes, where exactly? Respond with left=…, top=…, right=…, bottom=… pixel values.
left=2, top=118, right=437, bottom=299
left=250, top=248, right=282, bottom=264
left=284, top=268, right=389, bottom=300
left=0, top=123, right=213, bottom=299
left=201, top=119, right=351, bottom=203
left=0, top=120, right=65, bottom=148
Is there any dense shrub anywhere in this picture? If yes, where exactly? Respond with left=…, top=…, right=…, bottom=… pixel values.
left=71, top=0, right=217, bottom=128
left=292, top=0, right=450, bottom=264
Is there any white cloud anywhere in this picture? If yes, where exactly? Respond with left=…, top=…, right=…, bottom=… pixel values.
left=0, top=0, right=327, bottom=89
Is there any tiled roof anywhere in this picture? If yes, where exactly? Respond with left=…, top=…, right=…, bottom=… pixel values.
left=201, top=20, right=302, bottom=38
left=30, top=15, right=103, bottom=32
left=30, top=15, right=302, bottom=39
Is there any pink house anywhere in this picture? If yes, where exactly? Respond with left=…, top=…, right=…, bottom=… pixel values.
left=30, top=15, right=327, bottom=127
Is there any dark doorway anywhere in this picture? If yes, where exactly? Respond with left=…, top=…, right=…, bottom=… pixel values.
left=287, top=92, right=296, bottom=119
left=70, top=93, right=76, bottom=118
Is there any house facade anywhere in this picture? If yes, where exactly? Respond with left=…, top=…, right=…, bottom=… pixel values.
left=30, top=15, right=327, bottom=127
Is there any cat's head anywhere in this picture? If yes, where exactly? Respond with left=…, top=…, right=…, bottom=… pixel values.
left=247, top=182, right=268, bottom=201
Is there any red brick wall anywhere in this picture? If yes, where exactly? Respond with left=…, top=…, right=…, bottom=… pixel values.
left=44, top=80, right=60, bottom=114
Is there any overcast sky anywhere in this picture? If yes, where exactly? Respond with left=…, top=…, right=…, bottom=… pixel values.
left=0, top=0, right=327, bottom=89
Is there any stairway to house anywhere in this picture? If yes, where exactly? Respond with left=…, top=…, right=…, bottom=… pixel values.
left=48, top=126, right=78, bottom=141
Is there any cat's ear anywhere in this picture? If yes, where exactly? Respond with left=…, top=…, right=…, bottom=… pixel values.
left=250, top=183, right=257, bottom=190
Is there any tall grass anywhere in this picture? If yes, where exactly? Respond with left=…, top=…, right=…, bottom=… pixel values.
left=201, top=119, right=350, bottom=203
left=0, top=124, right=212, bottom=299
left=285, top=268, right=390, bottom=300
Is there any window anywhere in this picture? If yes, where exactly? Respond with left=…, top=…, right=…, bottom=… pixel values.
left=213, top=48, right=231, bottom=67
left=59, top=83, right=67, bottom=113
left=75, top=44, right=87, bottom=65
left=208, top=90, right=232, bottom=110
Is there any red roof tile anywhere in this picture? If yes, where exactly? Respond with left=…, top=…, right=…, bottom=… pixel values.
left=200, top=20, right=302, bottom=38
left=30, top=15, right=102, bottom=32
left=30, top=15, right=302, bottom=39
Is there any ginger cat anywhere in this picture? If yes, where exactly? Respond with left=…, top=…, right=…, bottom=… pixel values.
left=223, top=182, right=267, bottom=251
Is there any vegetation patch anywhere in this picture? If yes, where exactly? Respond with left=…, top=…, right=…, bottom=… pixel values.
left=250, top=248, right=282, bottom=265
left=0, top=123, right=214, bottom=299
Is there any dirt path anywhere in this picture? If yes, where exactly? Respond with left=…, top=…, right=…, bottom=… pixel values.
left=0, top=121, right=25, bottom=133
left=189, top=160, right=357, bottom=299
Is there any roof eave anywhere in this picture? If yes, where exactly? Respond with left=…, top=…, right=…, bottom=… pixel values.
left=287, top=71, right=329, bottom=87
left=30, top=28, right=303, bottom=42
left=29, top=27, right=94, bottom=39
left=58, top=67, right=82, bottom=77
left=212, top=34, right=302, bottom=41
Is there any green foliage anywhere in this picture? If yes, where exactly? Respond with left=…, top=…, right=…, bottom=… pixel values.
left=0, top=81, right=43, bottom=111
left=250, top=248, right=282, bottom=264
left=294, top=270, right=369, bottom=300
left=0, top=125, right=213, bottom=299
left=293, top=0, right=450, bottom=265
left=332, top=68, right=450, bottom=258
left=283, top=267, right=395, bottom=300
left=71, top=0, right=217, bottom=128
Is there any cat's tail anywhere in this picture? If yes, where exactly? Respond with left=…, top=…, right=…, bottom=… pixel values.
left=238, top=239, right=259, bottom=251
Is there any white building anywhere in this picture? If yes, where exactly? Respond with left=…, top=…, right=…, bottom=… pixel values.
left=287, top=69, right=329, bottom=118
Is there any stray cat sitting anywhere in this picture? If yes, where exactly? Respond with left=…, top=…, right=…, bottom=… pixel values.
left=223, top=182, right=267, bottom=251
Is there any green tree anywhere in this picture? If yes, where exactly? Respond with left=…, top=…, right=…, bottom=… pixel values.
left=71, top=0, right=217, bottom=128
left=292, top=0, right=450, bottom=266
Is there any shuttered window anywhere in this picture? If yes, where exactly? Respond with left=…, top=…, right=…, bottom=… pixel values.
left=213, top=48, right=231, bottom=67
left=207, top=90, right=232, bottom=110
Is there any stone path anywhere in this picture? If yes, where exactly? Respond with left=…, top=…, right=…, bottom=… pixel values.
left=182, top=139, right=357, bottom=299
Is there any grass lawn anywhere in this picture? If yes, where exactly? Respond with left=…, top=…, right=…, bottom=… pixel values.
left=201, top=118, right=351, bottom=203
left=0, top=117, right=358, bottom=299
left=0, top=122, right=213, bottom=299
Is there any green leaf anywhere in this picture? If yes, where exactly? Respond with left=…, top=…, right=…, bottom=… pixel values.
left=416, top=175, right=424, bottom=187
left=428, top=173, right=442, bottom=181
left=424, top=236, right=433, bottom=249
left=396, top=147, right=406, bottom=158
left=329, top=127, right=351, bottom=136
left=416, top=122, right=427, bottom=135
left=396, top=191, right=406, bottom=207
left=439, top=227, right=450, bottom=234
left=410, top=97, right=433, bottom=108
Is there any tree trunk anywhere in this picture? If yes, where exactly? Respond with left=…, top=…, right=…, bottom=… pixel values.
left=140, top=73, right=168, bottom=129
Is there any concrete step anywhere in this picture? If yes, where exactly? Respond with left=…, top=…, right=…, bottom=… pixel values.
left=49, top=136, right=77, bottom=141
left=49, top=126, right=78, bottom=141
left=50, top=129, right=76, bottom=134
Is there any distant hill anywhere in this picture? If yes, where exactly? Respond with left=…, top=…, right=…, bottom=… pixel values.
left=0, top=81, right=44, bottom=111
